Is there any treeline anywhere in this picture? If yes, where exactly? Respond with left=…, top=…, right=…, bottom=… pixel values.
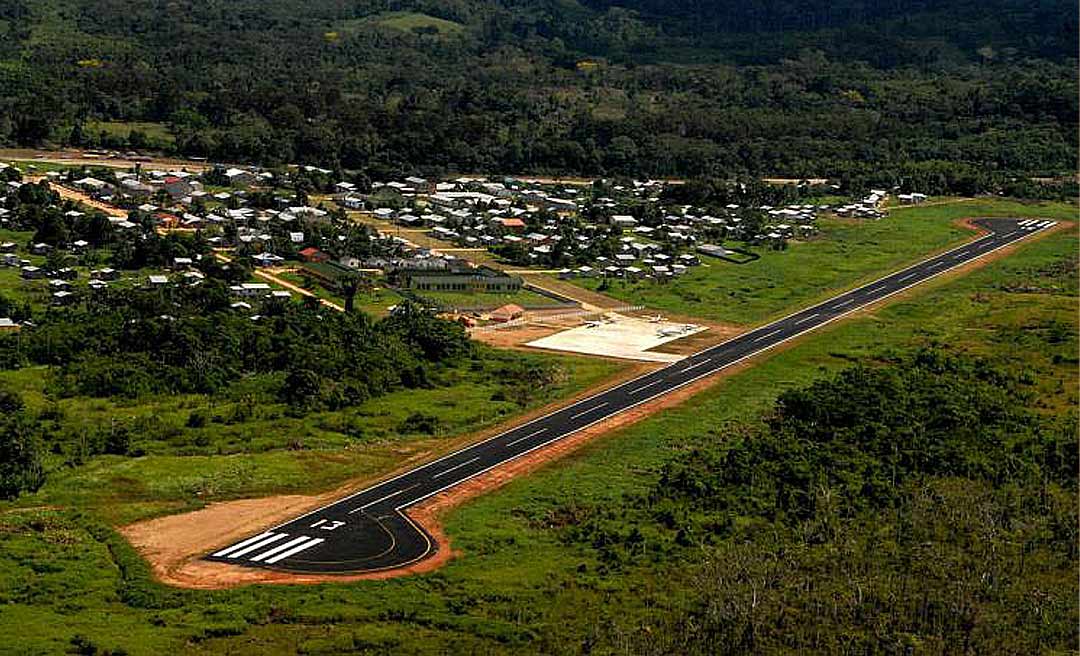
left=549, top=350, right=1078, bottom=653
left=0, top=285, right=471, bottom=409
left=0, top=0, right=1075, bottom=193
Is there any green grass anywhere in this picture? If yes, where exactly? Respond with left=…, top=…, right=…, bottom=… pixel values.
left=576, top=197, right=1076, bottom=325
left=374, top=12, right=465, bottom=35
left=3, top=349, right=624, bottom=525
left=0, top=221, right=1074, bottom=654
left=332, top=12, right=466, bottom=41
left=85, top=121, right=174, bottom=148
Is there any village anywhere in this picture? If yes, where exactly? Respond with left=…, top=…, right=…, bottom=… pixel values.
left=0, top=156, right=929, bottom=353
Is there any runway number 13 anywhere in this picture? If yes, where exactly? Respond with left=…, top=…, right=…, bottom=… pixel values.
left=310, top=519, right=345, bottom=531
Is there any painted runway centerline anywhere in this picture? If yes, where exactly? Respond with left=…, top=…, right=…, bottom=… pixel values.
left=203, top=218, right=1050, bottom=574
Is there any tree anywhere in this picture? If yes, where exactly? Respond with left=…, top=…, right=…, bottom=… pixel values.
left=0, top=414, right=45, bottom=499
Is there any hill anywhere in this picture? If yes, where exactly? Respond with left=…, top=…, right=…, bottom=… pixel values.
left=0, top=0, right=1075, bottom=188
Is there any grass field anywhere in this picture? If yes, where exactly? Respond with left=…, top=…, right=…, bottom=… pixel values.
left=85, top=121, right=175, bottom=148
left=1, top=347, right=624, bottom=526
left=0, top=218, right=1074, bottom=654
left=576, top=198, right=1077, bottom=325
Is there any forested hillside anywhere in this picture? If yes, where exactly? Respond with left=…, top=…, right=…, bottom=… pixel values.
left=0, top=0, right=1076, bottom=186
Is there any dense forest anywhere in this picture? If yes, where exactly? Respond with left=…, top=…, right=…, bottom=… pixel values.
left=549, top=350, right=1078, bottom=653
left=0, top=0, right=1076, bottom=190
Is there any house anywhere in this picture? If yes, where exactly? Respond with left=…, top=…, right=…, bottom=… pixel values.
left=494, top=217, right=527, bottom=233
left=21, top=266, right=44, bottom=280
left=252, top=252, right=284, bottom=267
left=341, top=194, right=364, bottom=209
left=897, top=192, right=928, bottom=204
left=611, top=215, right=638, bottom=228
left=51, top=290, right=75, bottom=305
left=163, top=176, right=192, bottom=198
left=0, top=318, right=18, bottom=332
left=74, top=177, right=107, bottom=192
left=147, top=274, right=170, bottom=286
left=230, top=282, right=272, bottom=297
left=299, top=247, right=330, bottom=263
left=400, top=266, right=523, bottom=294
left=489, top=303, right=525, bottom=323
left=224, top=168, right=257, bottom=187
left=90, top=268, right=119, bottom=281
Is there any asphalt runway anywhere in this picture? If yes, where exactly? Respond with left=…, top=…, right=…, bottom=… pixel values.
left=205, top=217, right=1057, bottom=574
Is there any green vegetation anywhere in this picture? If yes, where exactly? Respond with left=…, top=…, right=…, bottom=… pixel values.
left=373, top=12, right=465, bottom=36
left=578, top=198, right=1077, bottom=324
left=0, top=0, right=1074, bottom=191
left=0, top=199, right=1073, bottom=654
left=83, top=121, right=174, bottom=150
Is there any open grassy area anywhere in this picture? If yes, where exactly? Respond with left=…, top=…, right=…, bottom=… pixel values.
left=576, top=197, right=1077, bottom=325
left=1, top=347, right=624, bottom=527
left=0, top=209, right=1073, bottom=653
left=84, top=121, right=175, bottom=149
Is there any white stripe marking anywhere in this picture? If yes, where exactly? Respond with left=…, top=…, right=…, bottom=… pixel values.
left=506, top=428, right=547, bottom=448
left=833, top=298, right=853, bottom=308
left=263, top=537, right=325, bottom=564
left=226, top=533, right=288, bottom=558
left=753, top=329, right=783, bottom=343
left=794, top=313, right=819, bottom=326
left=570, top=402, right=608, bottom=420
left=350, top=484, right=419, bottom=513
left=955, top=251, right=969, bottom=257
left=432, top=456, right=481, bottom=479
left=679, top=358, right=711, bottom=373
left=927, top=261, right=946, bottom=269
left=628, top=379, right=664, bottom=395
left=398, top=225, right=1041, bottom=514
left=898, top=272, right=917, bottom=282
left=865, top=285, right=887, bottom=295
left=212, top=532, right=276, bottom=558
left=250, top=535, right=313, bottom=562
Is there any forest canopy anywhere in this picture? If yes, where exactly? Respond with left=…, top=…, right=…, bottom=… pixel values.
left=0, top=0, right=1075, bottom=188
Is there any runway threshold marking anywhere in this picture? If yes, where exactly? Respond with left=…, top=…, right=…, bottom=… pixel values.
left=506, top=427, right=547, bottom=448
left=250, top=535, right=312, bottom=562
left=350, top=484, right=420, bottom=513
left=211, top=532, right=276, bottom=558
left=570, top=402, right=609, bottom=420
left=264, top=537, right=325, bottom=564
left=432, top=456, right=481, bottom=480
left=225, top=533, right=288, bottom=559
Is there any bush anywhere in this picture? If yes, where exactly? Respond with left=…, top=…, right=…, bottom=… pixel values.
left=398, top=412, right=440, bottom=436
